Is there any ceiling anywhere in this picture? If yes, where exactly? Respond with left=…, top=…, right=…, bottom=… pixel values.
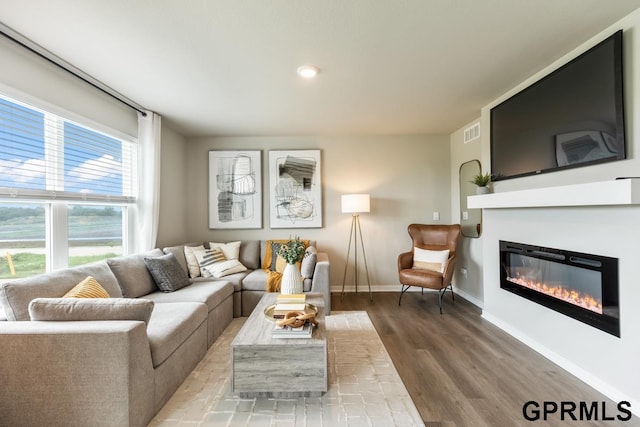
left=1, top=1, right=640, bottom=137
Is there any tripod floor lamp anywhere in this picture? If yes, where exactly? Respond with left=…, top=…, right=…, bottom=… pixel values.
left=341, top=194, right=373, bottom=300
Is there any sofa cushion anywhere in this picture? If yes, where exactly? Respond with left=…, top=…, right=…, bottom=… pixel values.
left=162, top=243, right=202, bottom=277
left=28, top=298, right=154, bottom=326
left=0, top=261, right=122, bottom=321
left=238, top=240, right=260, bottom=270
left=143, top=280, right=233, bottom=313
left=191, top=271, right=248, bottom=292
left=107, top=249, right=164, bottom=298
left=144, top=253, right=191, bottom=292
left=146, top=302, right=207, bottom=367
left=63, top=276, right=110, bottom=298
left=242, top=269, right=269, bottom=291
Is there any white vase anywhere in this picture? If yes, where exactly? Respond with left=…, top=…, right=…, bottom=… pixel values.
left=476, top=186, right=490, bottom=195
left=281, top=263, right=303, bottom=294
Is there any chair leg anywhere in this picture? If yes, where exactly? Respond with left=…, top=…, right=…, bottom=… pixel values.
left=437, top=283, right=455, bottom=314
left=437, top=288, right=445, bottom=314
left=399, top=284, right=411, bottom=305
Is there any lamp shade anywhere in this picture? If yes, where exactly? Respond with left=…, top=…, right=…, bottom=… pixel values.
left=341, top=194, right=370, bottom=213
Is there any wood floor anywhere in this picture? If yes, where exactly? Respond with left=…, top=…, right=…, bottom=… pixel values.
left=332, top=291, right=638, bottom=427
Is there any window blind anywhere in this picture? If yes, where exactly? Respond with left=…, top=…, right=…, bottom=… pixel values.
left=0, top=93, right=136, bottom=202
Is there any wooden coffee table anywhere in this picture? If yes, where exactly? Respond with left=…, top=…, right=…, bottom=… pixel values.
left=230, top=292, right=327, bottom=398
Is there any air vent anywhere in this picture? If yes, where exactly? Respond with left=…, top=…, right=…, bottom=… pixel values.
left=464, top=122, right=480, bottom=144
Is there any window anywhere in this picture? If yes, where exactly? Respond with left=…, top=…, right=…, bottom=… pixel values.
left=0, top=202, right=46, bottom=279
left=0, top=93, right=136, bottom=279
left=68, top=204, right=124, bottom=267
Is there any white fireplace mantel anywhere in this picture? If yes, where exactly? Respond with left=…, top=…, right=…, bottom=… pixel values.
left=468, top=178, right=640, bottom=209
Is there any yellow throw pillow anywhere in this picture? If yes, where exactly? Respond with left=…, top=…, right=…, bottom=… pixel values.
left=275, top=255, right=301, bottom=274
left=263, top=239, right=310, bottom=271
left=63, top=276, right=110, bottom=298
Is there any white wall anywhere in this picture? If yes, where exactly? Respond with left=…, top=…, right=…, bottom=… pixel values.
left=449, top=120, right=484, bottom=306
left=479, top=9, right=640, bottom=411
left=0, top=34, right=137, bottom=138
left=184, top=134, right=451, bottom=291
left=156, top=123, right=188, bottom=248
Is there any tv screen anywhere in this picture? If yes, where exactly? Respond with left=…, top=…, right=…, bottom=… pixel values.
left=491, top=30, right=626, bottom=181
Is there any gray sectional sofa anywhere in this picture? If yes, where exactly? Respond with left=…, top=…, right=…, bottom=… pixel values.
left=0, top=240, right=330, bottom=427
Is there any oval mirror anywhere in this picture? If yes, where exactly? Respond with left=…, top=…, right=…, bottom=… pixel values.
left=459, top=160, right=482, bottom=238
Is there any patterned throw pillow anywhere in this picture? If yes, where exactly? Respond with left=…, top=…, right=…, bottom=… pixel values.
left=63, top=276, right=110, bottom=298
left=301, top=246, right=318, bottom=279
left=144, top=253, right=191, bottom=292
left=412, top=248, right=450, bottom=273
left=193, top=248, right=226, bottom=278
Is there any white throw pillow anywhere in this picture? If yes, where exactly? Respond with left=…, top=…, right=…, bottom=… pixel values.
left=412, top=247, right=450, bottom=273
left=202, top=259, right=248, bottom=278
left=209, top=241, right=241, bottom=260
left=184, top=245, right=205, bottom=278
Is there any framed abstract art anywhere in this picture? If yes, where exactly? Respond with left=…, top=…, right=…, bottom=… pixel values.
left=208, top=150, right=262, bottom=229
left=268, top=149, right=322, bottom=228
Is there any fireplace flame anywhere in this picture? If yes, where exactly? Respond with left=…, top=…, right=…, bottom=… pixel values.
left=507, top=275, right=603, bottom=314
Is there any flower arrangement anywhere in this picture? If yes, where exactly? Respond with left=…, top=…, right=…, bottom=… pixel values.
left=278, top=237, right=306, bottom=264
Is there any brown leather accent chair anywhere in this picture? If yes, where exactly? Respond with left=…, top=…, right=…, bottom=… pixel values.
left=397, top=223, right=462, bottom=313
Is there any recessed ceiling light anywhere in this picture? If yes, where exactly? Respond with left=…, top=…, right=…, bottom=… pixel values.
left=297, top=65, right=320, bottom=79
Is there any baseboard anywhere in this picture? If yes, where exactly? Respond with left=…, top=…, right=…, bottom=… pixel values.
left=331, top=284, right=416, bottom=293
left=482, top=312, right=640, bottom=417
left=332, top=286, right=485, bottom=310
left=451, top=287, right=483, bottom=309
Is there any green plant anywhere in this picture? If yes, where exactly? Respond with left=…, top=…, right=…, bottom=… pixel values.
left=278, top=237, right=306, bottom=264
left=471, top=172, right=491, bottom=187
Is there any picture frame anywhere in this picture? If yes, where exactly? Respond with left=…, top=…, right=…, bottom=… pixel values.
left=208, top=150, right=262, bottom=229
left=268, top=149, right=322, bottom=228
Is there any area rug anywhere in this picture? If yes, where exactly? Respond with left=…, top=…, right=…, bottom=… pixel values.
left=149, top=311, right=424, bottom=427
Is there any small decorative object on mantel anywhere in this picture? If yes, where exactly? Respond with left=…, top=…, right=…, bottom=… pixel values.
left=278, top=237, right=306, bottom=294
left=471, top=171, right=492, bottom=194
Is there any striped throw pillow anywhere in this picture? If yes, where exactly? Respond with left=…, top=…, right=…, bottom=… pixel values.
left=193, top=248, right=226, bottom=278
left=63, top=276, right=110, bottom=298
left=412, top=248, right=450, bottom=273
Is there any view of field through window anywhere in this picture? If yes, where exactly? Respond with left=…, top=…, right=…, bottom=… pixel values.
left=0, top=203, right=123, bottom=280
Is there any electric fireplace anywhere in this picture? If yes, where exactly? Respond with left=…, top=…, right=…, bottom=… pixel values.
left=500, top=241, right=620, bottom=337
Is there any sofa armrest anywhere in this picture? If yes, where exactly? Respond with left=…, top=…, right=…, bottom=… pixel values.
left=310, top=252, right=331, bottom=315
left=0, top=320, right=156, bottom=427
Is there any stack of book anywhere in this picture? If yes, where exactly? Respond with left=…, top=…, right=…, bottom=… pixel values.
left=272, top=321, right=314, bottom=339
left=273, top=293, right=306, bottom=319
left=272, top=294, right=314, bottom=338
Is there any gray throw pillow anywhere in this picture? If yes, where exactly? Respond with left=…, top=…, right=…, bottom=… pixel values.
left=28, top=298, right=155, bottom=326
left=301, top=246, right=318, bottom=279
left=144, top=253, right=191, bottom=292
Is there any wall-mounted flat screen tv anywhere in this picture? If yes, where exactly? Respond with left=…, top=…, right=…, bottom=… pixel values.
left=490, top=30, right=626, bottom=181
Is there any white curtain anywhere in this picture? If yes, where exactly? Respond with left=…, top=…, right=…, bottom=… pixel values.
left=136, top=111, right=162, bottom=251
